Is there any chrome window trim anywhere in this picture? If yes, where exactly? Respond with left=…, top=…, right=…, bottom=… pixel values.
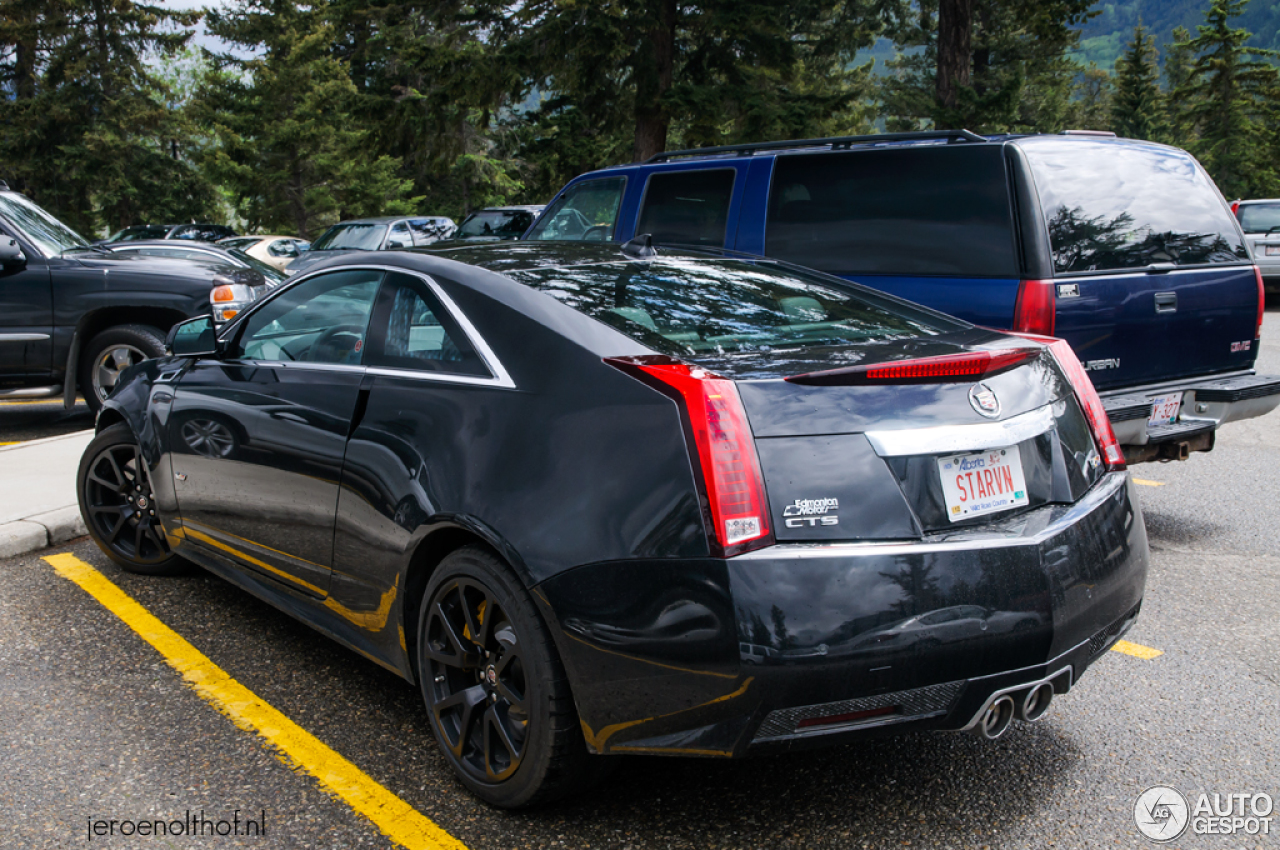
left=218, top=263, right=516, bottom=390
left=864, top=404, right=1055, bottom=457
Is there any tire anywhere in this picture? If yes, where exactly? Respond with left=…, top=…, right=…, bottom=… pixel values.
left=80, top=324, right=166, bottom=413
left=77, top=422, right=186, bottom=575
left=417, top=546, right=598, bottom=807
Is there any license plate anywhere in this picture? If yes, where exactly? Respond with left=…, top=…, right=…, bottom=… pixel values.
left=937, top=447, right=1029, bottom=522
left=1148, top=392, right=1182, bottom=427
left=1266, top=245, right=1280, bottom=256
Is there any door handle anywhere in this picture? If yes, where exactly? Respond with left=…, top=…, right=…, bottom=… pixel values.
left=1154, top=292, right=1177, bottom=314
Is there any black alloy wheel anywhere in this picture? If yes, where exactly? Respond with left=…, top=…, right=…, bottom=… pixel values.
left=417, top=547, right=598, bottom=807
left=77, top=423, right=185, bottom=575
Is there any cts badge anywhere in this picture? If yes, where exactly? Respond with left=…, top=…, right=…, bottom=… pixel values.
left=783, top=497, right=839, bottom=528
left=969, top=382, right=1001, bottom=418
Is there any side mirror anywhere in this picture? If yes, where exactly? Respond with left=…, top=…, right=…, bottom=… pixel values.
left=166, top=316, right=218, bottom=358
left=0, top=236, right=26, bottom=267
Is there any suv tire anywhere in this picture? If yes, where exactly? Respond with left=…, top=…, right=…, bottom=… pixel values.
left=80, top=324, right=166, bottom=412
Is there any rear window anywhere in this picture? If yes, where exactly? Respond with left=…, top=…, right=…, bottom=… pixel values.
left=1019, top=139, right=1249, bottom=274
left=1237, top=203, right=1280, bottom=234
left=636, top=169, right=735, bottom=247
left=507, top=258, right=953, bottom=356
left=458, top=210, right=536, bottom=238
left=765, top=145, right=1018, bottom=277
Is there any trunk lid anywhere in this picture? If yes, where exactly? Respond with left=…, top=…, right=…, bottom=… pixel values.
left=694, top=334, right=1106, bottom=543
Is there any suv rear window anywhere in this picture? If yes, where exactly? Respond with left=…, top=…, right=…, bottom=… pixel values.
left=507, top=258, right=954, bottom=356
left=765, top=145, right=1018, bottom=277
left=636, top=169, right=735, bottom=247
left=1019, top=139, right=1249, bottom=274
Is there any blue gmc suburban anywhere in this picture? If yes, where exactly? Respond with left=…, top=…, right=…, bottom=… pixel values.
left=523, top=130, right=1280, bottom=462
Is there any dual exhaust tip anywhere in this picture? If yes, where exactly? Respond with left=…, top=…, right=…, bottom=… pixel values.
left=972, top=683, right=1055, bottom=740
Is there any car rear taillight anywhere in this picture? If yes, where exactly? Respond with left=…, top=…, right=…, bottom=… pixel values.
left=605, top=356, right=773, bottom=557
left=1231, top=200, right=1241, bottom=217
left=786, top=348, right=1039, bottom=386
left=1011, top=279, right=1055, bottom=336
left=1254, top=265, right=1265, bottom=340
left=1014, top=333, right=1125, bottom=471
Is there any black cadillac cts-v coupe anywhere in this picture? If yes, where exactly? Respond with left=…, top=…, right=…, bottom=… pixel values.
left=77, top=241, right=1148, bottom=807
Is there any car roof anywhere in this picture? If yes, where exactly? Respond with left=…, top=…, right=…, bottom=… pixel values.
left=558, top=131, right=1180, bottom=178
left=470, top=206, right=544, bottom=213
left=326, top=216, right=451, bottom=226
left=110, top=240, right=229, bottom=250
left=415, top=240, right=716, bottom=272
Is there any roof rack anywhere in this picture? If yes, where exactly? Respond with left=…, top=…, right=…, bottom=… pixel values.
left=645, top=129, right=987, bottom=164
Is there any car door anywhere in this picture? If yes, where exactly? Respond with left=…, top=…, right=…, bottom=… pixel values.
left=168, top=268, right=383, bottom=597
left=328, top=270, right=510, bottom=646
left=0, top=221, right=53, bottom=383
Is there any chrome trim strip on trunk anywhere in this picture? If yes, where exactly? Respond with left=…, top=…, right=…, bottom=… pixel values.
left=864, top=404, right=1055, bottom=457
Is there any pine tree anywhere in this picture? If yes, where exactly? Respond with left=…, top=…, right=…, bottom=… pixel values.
left=881, top=0, right=1097, bottom=134
left=1067, top=66, right=1113, bottom=131
left=1174, top=0, right=1279, bottom=199
left=1110, top=22, right=1164, bottom=141
left=194, top=0, right=419, bottom=238
left=1163, top=25, right=1196, bottom=147
left=0, top=0, right=217, bottom=234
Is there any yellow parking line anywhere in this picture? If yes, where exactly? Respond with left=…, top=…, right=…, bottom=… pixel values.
left=1111, top=639, right=1163, bottom=659
left=1131, top=479, right=1165, bottom=487
left=43, top=553, right=467, bottom=850
left=0, top=441, right=18, bottom=446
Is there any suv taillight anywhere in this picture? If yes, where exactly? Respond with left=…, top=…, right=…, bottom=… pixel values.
left=606, top=356, right=773, bottom=557
left=1011, top=280, right=1056, bottom=336
left=1014, top=334, right=1125, bottom=471
left=1254, top=265, right=1265, bottom=340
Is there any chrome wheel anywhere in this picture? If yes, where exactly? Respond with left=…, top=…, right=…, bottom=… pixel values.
left=423, top=577, right=530, bottom=782
left=92, top=343, right=146, bottom=402
left=81, top=440, right=170, bottom=565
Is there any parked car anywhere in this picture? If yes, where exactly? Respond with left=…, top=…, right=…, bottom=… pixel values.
left=451, top=205, right=544, bottom=242
left=285, top=216, right=456, bottom=275
left=1231, top=199, right=1280, bottom=295
left=106, top=239, right=285, bottom=282
left=526, top=130, right=1280, bottom=464
left=80, top=240, right=1148, bottom=808
left=0, top=185, right=270, bottom=411
left=98, top=222, right=238, bottom=244
left=218, top=235, right=310, bottom=271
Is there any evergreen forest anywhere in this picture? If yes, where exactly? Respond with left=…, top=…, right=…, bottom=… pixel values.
left=2, top=0, right=1278, bottom=239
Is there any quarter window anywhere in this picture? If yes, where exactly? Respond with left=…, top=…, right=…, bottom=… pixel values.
left=366, top=273, right=490, bottom=376
left=232, top=269, right=382, bottom=364
left=765, top=146, right=1018, bottom=277
left=526, top=177, right=626, bottom=242
left=636, top=169, right=735, bottom=247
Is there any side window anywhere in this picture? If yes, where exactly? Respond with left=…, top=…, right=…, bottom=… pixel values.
left=526, top=177, right=626, bottom=242
left=764, top=146, right=1017, bottom=277
left=366, top=272, right=490, bottom=377
left=636, top=169, right=735, bottom=247
left=386, top=222, right=412, bottom=249
left=232, top=269, right=382, bottom=365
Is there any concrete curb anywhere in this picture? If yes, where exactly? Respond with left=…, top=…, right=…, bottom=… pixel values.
left=0, top=507, right=87, bottom=559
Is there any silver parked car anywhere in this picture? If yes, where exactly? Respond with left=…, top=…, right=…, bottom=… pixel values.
left=1234, top=199, right=1280, bottom=294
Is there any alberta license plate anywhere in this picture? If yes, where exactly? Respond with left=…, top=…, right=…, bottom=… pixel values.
left=1265, top=245, right=1280, bottom=256
left=1148, top=392, right=1182, bottom=427
left=937, top=447, right=1029, bottom=522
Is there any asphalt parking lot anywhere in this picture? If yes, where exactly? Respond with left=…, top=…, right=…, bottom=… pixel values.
left=1, top=322, right=1278, bottom=849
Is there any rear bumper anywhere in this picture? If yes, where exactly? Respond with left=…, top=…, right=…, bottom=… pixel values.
left=537, top=472, right=1147, bottom=757
left=1102, top=371, right=1280, bottom=457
